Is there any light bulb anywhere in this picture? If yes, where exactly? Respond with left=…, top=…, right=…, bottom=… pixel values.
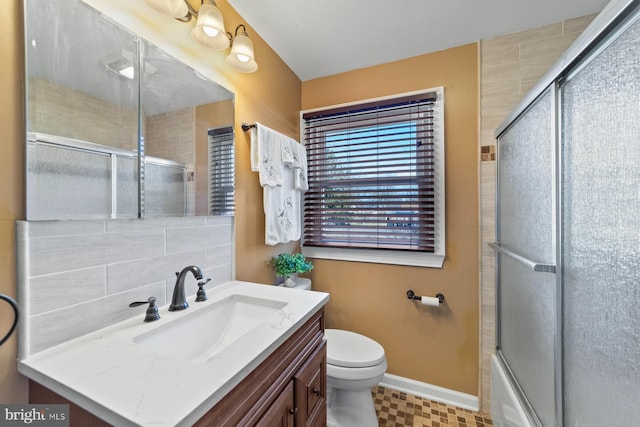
left=236, top=54, right=249, bottom=63
left=202, top=26, right=219, bottom=37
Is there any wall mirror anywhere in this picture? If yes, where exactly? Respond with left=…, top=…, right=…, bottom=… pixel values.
left=24, top=0, right=235, bottom=220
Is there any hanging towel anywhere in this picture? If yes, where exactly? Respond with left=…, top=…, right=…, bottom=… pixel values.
left=249, top=123, right=308, bottom=245
left=293, top=143, right=309, bottom=191
left=263, top=165, right=301, bottom=245
left=251, top=122, right=284, bottom=187
left=251, top=123, right=308, bottom=245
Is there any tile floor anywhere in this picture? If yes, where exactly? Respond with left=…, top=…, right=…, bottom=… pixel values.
left=373, top=386, right=493, bottom=427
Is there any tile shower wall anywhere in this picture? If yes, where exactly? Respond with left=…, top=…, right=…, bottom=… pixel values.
left=145, top=107, right=197, bottom=214
left=478, top=14, right=596, bottom=411
left=17, top=216, right=234, bottom=357
left=28, top=78, right=138, bottom=150
left=145, top=107, right=196, bottom=167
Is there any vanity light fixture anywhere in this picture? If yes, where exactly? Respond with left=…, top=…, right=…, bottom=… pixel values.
left=143, top=0, right=189, bottom=19
left=190, top=0, right=230, bottom=50
left=226, top=24, right=258, bottom=73
left=143, top=0, right=258, bottom=72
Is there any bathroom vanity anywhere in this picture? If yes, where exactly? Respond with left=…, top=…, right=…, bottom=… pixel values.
left=19, top=281, right=328, bottom=426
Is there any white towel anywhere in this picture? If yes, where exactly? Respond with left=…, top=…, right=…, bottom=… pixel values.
left=281, top=138, right=296, bottom=166
left=293, top=143, right=308, bottom=191
left=250, top=126, right=260, bottom=172
left=251, top=123, right=283, bottom=187
left=249, top=123, right=308, bottom=245
left=263, top=169, right=301, bottom=245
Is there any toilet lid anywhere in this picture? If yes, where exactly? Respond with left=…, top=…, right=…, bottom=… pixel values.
left=325, top=329, right=386, bottom=368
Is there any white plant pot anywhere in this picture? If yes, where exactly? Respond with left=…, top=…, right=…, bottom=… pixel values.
left=284, top=274, right=298, bottom=287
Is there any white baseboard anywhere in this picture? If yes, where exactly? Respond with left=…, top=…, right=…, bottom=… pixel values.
left=379, top=373, right=479, bottom=412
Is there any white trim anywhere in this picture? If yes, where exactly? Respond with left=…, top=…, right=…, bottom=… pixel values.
left=301, top=246, right=444, bottom=268
left=300, top=87, right=443, bottom=117
left=379, top=373, right=479, bottom=412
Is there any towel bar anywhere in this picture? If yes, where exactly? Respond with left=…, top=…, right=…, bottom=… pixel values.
left=489, top=242, right=556, bottom=273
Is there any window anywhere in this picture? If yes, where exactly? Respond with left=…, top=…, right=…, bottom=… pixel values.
left=209, top=126, right=235, bottom=216
left=300, top=88, right=445, bottom=267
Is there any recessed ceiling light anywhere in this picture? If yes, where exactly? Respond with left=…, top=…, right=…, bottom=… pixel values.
left=118, top=65, right=135, bottom=80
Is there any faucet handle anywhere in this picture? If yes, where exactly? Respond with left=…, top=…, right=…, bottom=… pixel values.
left=196, top=278, right=211, bottom=302
left=129, top=296, right=161, bottom=322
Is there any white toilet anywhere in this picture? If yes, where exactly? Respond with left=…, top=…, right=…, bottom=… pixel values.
left=286, top=279, right=387, bottom=426
left=325, top=328, right=387, bottom=427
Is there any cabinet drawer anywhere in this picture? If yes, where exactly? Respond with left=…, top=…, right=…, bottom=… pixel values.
left=294, top=340, right=326, bottom=427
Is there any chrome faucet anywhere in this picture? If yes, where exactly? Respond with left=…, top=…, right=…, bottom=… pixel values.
left=169, top=265, right=204, bottom=311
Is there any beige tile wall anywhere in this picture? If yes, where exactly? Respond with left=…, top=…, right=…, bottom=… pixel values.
left=145, top=107, right=196, bottom=167
left=478, top=14, right=596, bottom=411
left=28, top=78, right=138, bottom=150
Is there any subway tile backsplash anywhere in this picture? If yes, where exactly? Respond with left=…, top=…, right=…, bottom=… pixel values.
left=17, top=216, right=234, bottom=358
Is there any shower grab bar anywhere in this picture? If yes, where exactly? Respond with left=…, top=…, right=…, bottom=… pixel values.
left=489, top=242, right=556, bottom=273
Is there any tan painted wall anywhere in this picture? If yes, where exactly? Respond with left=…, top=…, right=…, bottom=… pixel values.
left=301, top=44, right=480, bottom=395
left=0, top=0, right=28, bottom=404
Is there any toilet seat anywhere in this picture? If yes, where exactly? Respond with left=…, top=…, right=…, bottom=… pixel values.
left=325, top=329, right=386, bottom=368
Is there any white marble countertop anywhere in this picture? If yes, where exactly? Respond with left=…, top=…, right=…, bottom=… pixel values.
left=18, top=281, right=329, bottom=427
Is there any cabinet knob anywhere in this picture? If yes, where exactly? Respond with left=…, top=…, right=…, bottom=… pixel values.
left=289, top=407, right=298, bottom=415
left=312, top=387, right=320, bottom=396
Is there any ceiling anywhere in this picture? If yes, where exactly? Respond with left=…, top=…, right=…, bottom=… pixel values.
left=227, top=0, right=611, bottom=81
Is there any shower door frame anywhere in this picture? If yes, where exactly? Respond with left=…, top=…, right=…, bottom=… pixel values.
left=492, top=1, right=640, bottom=426
left=494, top=82, right=562, bottom=427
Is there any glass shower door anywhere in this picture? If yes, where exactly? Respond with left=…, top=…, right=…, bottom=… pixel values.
left=560, top=11, right=640, bottom=427
left=496, top=89, right=558, bottom=427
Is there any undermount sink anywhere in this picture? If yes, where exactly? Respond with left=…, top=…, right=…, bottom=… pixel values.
left=133, top=294, right=288, bottom=363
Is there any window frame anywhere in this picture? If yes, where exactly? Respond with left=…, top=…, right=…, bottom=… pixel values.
left=300, top=87, right=445, bottom=268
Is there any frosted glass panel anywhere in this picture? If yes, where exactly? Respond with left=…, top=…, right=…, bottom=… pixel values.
left=561, top=15, right=640, bottom=427
left=497, top=90, right=556, bottom=426
left=145, top=163, right=186, bottom=217
left=116, top=156, right=138, bottom=218
left=498, top=90, right=554, bottom=261
left=499, top=257, right=556, bottom=427
left=27, top=144, right=111, bottom=220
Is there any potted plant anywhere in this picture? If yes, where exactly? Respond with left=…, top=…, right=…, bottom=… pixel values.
left=270, top=252, right=313, bottom=287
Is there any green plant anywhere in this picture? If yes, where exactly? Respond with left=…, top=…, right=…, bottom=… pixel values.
left=270, top=253, right=313, bottom=277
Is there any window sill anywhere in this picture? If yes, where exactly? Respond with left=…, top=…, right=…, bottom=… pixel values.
left=301, top=246, right=445, bottom=268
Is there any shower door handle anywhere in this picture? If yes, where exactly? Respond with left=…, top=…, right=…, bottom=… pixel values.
left=489, top=242, right=556, bottom=273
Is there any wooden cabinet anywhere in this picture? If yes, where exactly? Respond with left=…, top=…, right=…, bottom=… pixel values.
left=256, top=381, right=295, bottom=427
left=29, top=307, right=326, bottom=427
left=294, top=341, right=327, bottom=427
left=197, top=307, right=326, bottom=426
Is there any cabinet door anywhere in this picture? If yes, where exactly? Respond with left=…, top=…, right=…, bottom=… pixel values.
left=294, top=340, right=327, bottom=427
left=255, top=381, right=295, bottom=427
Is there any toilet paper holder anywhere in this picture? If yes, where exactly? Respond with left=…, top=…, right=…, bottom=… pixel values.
left=406, top=290, right=445, bottom=304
